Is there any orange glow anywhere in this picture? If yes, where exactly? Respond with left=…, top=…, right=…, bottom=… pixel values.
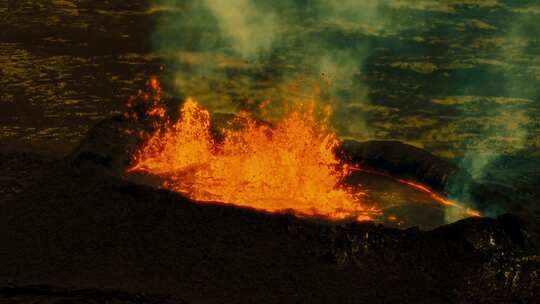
left=127, top=79, right=481, bottom=223
left=129, top=84, right=379, bottom=221
left=124, top=77, right=166, bottom=121
left=395, top=178, right=481, bottom=217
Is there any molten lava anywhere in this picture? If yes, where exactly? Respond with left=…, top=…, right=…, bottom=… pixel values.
left=393, top=178, right=481, bottom=218
left=128, top=80, right=378, bottom=221
left=127, top=78, right=480, bottom=224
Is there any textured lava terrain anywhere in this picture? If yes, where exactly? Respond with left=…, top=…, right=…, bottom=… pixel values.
left=1, top=1, right=540, bottom=303
left=1, top=115, right=538, bottom=303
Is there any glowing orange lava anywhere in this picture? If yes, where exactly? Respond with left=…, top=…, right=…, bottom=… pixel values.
left=393, top=178, right=481, bottom=217
left=350, top=168, right=481, bottom=218
left=128, top=80, right=379, bottom=221
left=127, top=78, right=480, bottom=223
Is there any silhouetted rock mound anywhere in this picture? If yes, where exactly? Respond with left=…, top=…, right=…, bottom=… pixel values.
left=68, top=116, right=141, bottom=175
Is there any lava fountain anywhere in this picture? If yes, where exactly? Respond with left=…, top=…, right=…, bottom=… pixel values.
left=127, top=78, right=478, bottom=225
left=127, top=79, right=379, bottom=221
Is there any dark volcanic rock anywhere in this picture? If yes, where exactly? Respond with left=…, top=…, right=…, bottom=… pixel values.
left=0, top=285, right=186, bottom=304
left=69, top=115, right=538, bottom=226
left=0, top=152, right=52, bottom=204
left=68, top=116, right=142, bottom=175
left=337, top=140, right=474, bottom=194
left=2, top=115, right=537, bottom=303
left=337, top=140, right=540, bottom=249
left=0, top=158, right=538, bottom=303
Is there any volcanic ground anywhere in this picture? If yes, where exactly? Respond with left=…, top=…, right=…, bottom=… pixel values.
left=1, top=1, right=540, bottom=303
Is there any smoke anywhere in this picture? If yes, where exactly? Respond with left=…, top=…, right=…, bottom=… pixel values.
left=456, top=7, right=537, bottom=182
left=151, top=1, right=540, bottom=221
left=201, top=0, right=277, bottom=58
left=443, top=5, right=539, bottom=220
left=458, top=108, right=530, bottom=180
left=150, top=0, right=405, bottom=136
left=326, top=0, right=387, bottom=32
